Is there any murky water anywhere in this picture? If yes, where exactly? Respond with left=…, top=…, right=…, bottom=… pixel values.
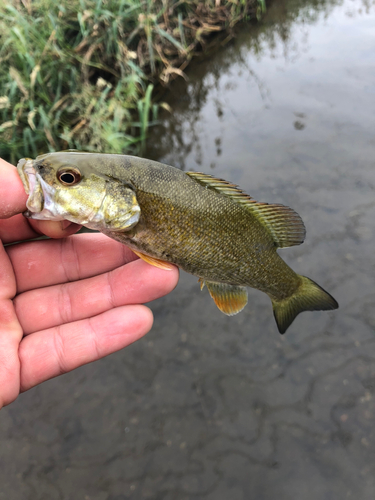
left=1, top=0, right=375, bottom=498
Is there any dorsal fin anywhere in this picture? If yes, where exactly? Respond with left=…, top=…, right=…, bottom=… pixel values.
left=186, top=171, right=306, bottom=248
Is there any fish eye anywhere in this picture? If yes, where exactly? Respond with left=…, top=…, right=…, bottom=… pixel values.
left=57, top=168, right=82, bottom=186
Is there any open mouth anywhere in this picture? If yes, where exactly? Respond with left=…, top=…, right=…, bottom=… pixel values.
left=17, top=158, right=35, bottom=195
left=17, top=158, right=44, bottom=216
left=17, top=158, right=63, bottom=220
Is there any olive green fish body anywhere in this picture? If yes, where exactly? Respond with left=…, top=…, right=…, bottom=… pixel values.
left=105, top=166, right=299, bottom=300
left=17, top=152, right=338, bottom=333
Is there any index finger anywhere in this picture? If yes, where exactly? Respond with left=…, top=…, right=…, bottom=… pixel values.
left=6, top=233, right=140, bottom=293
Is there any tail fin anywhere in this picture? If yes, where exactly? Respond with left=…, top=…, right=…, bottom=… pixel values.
left=272, top=276, right=338, bottom=334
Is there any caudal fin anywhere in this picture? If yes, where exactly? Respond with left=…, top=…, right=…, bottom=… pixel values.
left=272, top=276, right=338, bottom=334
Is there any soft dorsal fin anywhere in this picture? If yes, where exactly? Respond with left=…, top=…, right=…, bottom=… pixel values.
left=186, top=171, right=306, bottom=248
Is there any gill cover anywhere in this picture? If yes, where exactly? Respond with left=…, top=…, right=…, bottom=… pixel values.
left=88, top=179, right=141, bottom=232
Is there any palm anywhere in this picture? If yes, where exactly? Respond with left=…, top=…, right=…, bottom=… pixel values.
left=0, top=160, right=178, bottom=409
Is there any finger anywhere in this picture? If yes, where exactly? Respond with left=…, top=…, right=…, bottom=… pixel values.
left=0, top=241, right=23, bottom=409
left=0, top=214, right=39, bottom=244
left=0, top=216, right=81, bottom=245
left=28, top=219, right=82, bottom=239
left=19, top=305, right=153, bottom=392
left=7, top=233, right=139, bottom=293
left=15, top=258, right=179, bottom=334
left=0, top=158, right=28, bottom=218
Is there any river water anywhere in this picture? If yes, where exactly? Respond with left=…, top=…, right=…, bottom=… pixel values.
left=1, top=0, right=375, bottom=498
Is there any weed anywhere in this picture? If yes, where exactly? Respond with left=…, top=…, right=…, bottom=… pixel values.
left=0, top=0, right=261, bottom=162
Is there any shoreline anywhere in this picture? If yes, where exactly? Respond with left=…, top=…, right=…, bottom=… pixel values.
left=0, top=0, right=264, bottom=162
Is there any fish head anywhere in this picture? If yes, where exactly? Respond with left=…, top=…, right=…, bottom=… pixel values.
left=17, top=151, right=140, bottom=232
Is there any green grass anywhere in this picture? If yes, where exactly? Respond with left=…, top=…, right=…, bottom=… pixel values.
left=0, top=0, right=262, bottom=163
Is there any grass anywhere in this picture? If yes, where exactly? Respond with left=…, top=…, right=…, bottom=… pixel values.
left=0, top=0, right=264, bottom=163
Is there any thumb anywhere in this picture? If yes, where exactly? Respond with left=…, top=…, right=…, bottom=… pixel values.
left=0, top=158, right=28, bottom=218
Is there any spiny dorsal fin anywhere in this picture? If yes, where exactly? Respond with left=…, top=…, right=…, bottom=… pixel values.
left=186, top=171, right=306, bottom=248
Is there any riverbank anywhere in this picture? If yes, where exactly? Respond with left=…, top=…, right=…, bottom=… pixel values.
left=0, top=0, right=264, bottom=162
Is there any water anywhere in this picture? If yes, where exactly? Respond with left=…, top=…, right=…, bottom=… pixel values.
left=1, top=0, right=375, bottom=498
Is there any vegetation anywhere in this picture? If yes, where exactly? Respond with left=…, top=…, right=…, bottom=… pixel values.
left=0, top=0, right=265, bottom=163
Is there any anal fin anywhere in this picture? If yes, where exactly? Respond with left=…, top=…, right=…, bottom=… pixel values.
left=204, top=281, right=248, bottom=316
left=132, top=250, right=175, bottom=271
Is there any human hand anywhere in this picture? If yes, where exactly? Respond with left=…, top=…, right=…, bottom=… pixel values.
left=0, top=158, right=179, bottom=409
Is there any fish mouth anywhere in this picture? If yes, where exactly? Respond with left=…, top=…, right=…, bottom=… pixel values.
left=17, top=158, right=35, bottom=195
left=17, top=158, right=64, bottom=220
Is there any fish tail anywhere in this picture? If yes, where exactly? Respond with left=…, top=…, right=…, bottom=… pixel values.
left=271, top=276, right=338, bottom=334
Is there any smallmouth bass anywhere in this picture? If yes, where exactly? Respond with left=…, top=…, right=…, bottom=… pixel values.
left=17, top=152, right=338, bottom=333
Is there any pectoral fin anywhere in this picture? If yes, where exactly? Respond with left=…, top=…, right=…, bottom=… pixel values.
left=132, top=250, right=175, bottom=271
left=204, top=281, right=248, bottom=316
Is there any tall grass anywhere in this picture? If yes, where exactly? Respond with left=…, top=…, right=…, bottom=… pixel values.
left=0, top=0, right=262, bottom=163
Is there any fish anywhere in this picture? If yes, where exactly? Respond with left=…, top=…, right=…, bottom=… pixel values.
left=17, top=151, right=338, bottom=333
